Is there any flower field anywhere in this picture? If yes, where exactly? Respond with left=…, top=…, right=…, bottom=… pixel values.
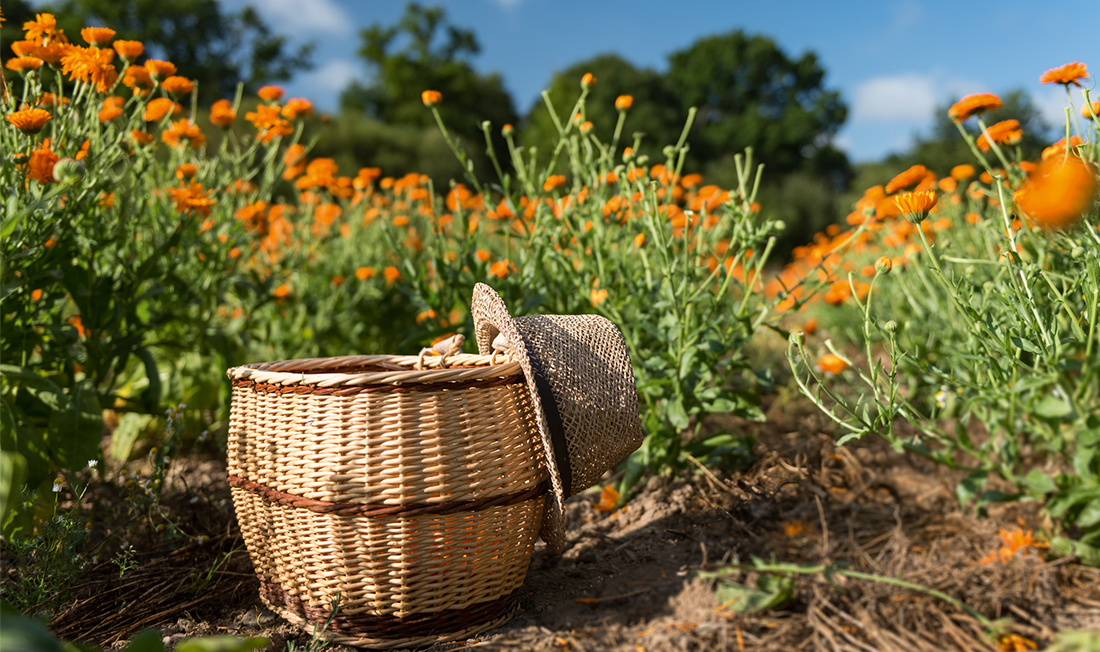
left=2, top=11, right=1100, bottom=652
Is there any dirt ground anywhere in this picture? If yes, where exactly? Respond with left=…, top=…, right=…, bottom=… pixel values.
left=30, top=395, right=1100, bottom=651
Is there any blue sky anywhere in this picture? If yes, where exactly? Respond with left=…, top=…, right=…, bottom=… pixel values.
left=226, top=0, right=1097, bottom=163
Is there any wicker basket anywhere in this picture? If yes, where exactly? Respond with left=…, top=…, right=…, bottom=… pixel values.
left=226, top=353, right=548, bottom=649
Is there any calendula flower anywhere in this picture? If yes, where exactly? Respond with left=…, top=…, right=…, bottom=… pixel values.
left=615, top=95, right=633, bottom=110
left=1042, top=136, right=1084, bottom=160
left=885, top=165, right=929, bottom=193
left=977, top=119, right=1023, bottom=151
left=489, top=259, right=516, bottom=278
left=160, top=75, right=194, bottom=97
left=594, top=485, right=620, bottom=512
left=209, top=99, right=236, bottom=127
left=144, top=97, right=181, bottom=122
left=282, top=98, right=313, bottom=119
left=81, top=27, right=115, bottom=46
left=590, top=287, right=609, bottom=306
left=61, top=46, right=118, bottom=93
left=543, top=174, right=566, bottom=192
left=167, top=181, right=215, bottom=216
left=176, top=163, right=198, bottom=180
left=948, top=93, right=1003, bottom=122
left=951, top=164, right=976, bottom=180
left=98, top=96, right=124, bottom=122
left=894, top=190, right=938, bottom=223
left=23, top=13, right=59, bottom=43
left=1082, top=100, right=1100, bottom=120
left=123, top=65, right=153, bottom=90
left=257, top=85, right=284, bottom=102
left=27, top=139, right=59, bottom=183
left=273, top=284, right=290, bottom=298
left=245, top=104, right=292, bottom=143
left=130, top=129, right=153, bottom=145
left=383, top=266, right=401, bottom=283
left=581, top=72, right=596, bottom=88
left=1014, top=155, right=1098, bottom=230
left=6, top=107, right=52, bottom=134
left=112, top=40, right=143, bottom=62
left=355, top=266, right=375, bottom=280
left=421, top=89, right=442, bottom=106
left=6, top=57, right=42, bottom=73
left=1039, top=61, right=1088, bottom=87
left=815, top=353, right=848, bottom=375
left=144, top=59, right=176, bottom=80
left=634, top=233, right=646, bottom=247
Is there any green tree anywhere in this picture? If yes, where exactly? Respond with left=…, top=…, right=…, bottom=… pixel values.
left=520, top=54, right=685, bottom=170
left=667, top=31, right=851, bottom=187
left=5, top=0, right=313, bottom=102
left=340, top=2, right=518, bottom=172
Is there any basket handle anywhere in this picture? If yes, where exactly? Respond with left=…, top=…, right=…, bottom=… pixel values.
left=415, top=333, right=466, bottom=369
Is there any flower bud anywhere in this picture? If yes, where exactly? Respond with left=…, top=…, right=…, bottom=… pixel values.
left=52, top=158, right=85, bottom=185
left=502, top=123, right=514, bottom=136
left=875, top=256, right=892, bottom=273
left=789, top=330, right=804, bottom=346
left=884, top=320, right=899, bottom=334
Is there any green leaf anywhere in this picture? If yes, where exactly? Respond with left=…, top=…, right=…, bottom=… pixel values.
left=0, top=602, right=64, bottom=652
left=666, top=397, right=689, bottom=430
left=122, top=629, right=165, bottom=652
left=110, top=413, right=155, bottom=462
left=1049, top=536, right=1100, bottom=567
left=714, top=574, right=794, bottom=613
left=1077, top=498, right=1100, bottom=529
left=1034, top=394, right=1074, bottom=420
left=47, top=379, right=102, bottom=473
left=956, top=470, right=987, bottom=507
left=1023, top=469, right=1057, bottom=494
left=175, top=636, right=269, bottom=652
left=0, top=451, right=28, bottom=531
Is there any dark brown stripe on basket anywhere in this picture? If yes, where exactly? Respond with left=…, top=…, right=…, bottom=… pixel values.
left=229, top=476, right=548, bottom=517
left=259, top=576, right=516, bottom=639
left=231, top=373, right=524, bottom=396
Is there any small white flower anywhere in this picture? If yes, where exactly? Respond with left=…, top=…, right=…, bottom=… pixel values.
left=179, top=403, right=187, bottom=409
left=197, top=535, right=209, bottom=545
left=189, top=496, right=199, bottom=504
left=87, top=459, right=98, bottom=469
left=52, top=482, right=63, bottom=493
left=935, top=385, right=949, bottom=409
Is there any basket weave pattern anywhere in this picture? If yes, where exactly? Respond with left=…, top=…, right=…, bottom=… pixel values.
left=227, top=354, right=547, bottom=648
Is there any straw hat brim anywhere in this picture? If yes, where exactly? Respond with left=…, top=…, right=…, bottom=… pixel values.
left=471, top=283, right=644, bottom=553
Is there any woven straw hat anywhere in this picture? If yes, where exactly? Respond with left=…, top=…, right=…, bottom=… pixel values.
left=470, top=283, right=644, bottom=553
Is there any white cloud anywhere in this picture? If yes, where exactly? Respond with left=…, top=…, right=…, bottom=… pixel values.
left=236, top=0, right=353, bottom=35
left=1034, top=86, right=1077, bottom=130
left=302, top=58, right=360, bottom=95
left=851, top=74, right=939, bottom=122
left=890, top=0, right=926, bottom=30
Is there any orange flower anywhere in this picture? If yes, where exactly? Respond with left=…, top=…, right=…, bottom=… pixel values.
left=257, top=85, right=284, bottom=102
left=950, top=164, right=975, bottom=180
left=1041, top=136, right=1083, bottom=160
left=161, top=119, right=206, bottom=149
left=885, top=165, right=929, bottom=193
left=581, top=72, right=596, bottom=88
left=977, top=119, right=1023, bottom=151
left=594, top=485, right=620, bottom=512
left=489, top=259, right=516, bottom=278
left=6, top=107, right=52, bottom=134
left=383, top=266, right=401, bottom=283
left=31, top=289, right=43, bottom=301
left=160, top=75, right=194, bottom=97
left=421, top=89, right=442, bottom=107
left=122, top=65, right=153, bottom=89
left=948, top=93, right=1003, bottom=122
left=615, top=95, right=633, bottom=110
left=475, top=249, right=491, bottom=263
left=981, top=527, right=1043, bottom=564
left=1014, top=155, right=1098, bottom=230
left=98, top=95, right=124, bottom=122
left=167, top=181, right=215, bottom=217
left=1082, top=100, right=1100, bottom=120
left=816, top=353, right=847, bottom=375
left=144, top=59, right=176, bottom=80
left=176, top=163, right=198, bottom=180
left=5, top=57, right=42, bottom=73
left=355, top=266, right=376, bottom=280
left=209, top=99, right=236, bottom=127
left=23, top=13, right=60, bottom=43
left=112, top=40, right=143, bottom=62
left=26, top=140, right=59, bottom=183
left=803, top=318, right=817, bottom=335
left=543, top=174, right=566, bottom=192
left=273, top=283, right=291, bottom=298
left=634, top=233, right=646, bottom=247
left=314, top=203, right=342, bottom=225
left=590, top=287, right=609, bottom=306
left=1039, top=61, right=1088, bottom=87
left=937, top=177, right=958, bottom=193
left=245, top=104, right=293, bottom=143
left=282, top=98, right=313, bottom=119
left=80, top=27, right=115, bottom=46
left=144, top=97, right=182, bottom=122
left=61, top=46, right=118, bottom=93
left=894, top=191, right=938, bottom=223
left=130, top=129, right=153, bottom=145
left=331, top=275, right=346, bottom=287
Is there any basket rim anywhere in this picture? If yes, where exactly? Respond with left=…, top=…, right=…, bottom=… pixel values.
left=226, top=353, right=522, bottom=388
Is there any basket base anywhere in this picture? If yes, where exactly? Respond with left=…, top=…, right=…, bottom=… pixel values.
left=258, top=576, right=517, bottom=649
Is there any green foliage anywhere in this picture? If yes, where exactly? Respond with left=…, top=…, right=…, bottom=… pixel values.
left=519, top=54, right=684, bottom=170
left=340, top=2, right=518, bottom=173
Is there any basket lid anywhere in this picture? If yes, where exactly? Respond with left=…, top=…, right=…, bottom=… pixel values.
left=470, top=283, right=644, bottom=554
